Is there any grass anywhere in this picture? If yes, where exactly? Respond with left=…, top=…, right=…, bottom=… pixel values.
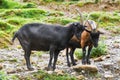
left=0, top=70, right=19, bottom=80
left=75, top=41, right=107, bottom=59
left=0, top=71, right=8, bottom=80
left=33, top=51, right=45, bottom=57
left=46, top=17, right=77, bottom=25
left=0, top=0, right=37, bottom=9
left=32, top=70, right=77, bottom=80
left=3, top=70, right=77, bottom=80
left=91, top=41, right=107, bottom=57
left=0, top=0, right=22, bottom=9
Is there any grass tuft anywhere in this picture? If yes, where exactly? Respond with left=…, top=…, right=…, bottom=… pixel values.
left=75, top=41, right=107, bottom=59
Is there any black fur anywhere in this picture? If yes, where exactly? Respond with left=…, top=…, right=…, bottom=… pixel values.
left=12, top=22, right=85, bottom=70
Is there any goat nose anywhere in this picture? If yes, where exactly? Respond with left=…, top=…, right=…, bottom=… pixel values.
left=94, top=44, right=98, bottom=48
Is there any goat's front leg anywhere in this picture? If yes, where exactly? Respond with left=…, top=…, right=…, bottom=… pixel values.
left=82, top=46, right=86, bottom=64
left=53, top=50, right=60, bottom=70
left=48, top=46, right=54, bottom=70
left=48, top=51, right=54, bottom=70
left=86, top=46, right=93, bottom=64
left=66, top=48, right=71, bottom=67
left=70, top=47, right=76, bottom=66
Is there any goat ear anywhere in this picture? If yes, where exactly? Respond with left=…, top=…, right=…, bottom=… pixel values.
left=73, top=23, right=78, bottom=26
left=85, top=29, right=91, bottom=33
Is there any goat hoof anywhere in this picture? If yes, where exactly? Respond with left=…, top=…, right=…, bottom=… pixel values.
left=52, top=67, right=56, bottom=71
left=45, top=66, right=54, bottom=71
left=82, top=61, right=86, bottom=64
left=44, top=67, right=52, bottom=71
left=87, top=61, right=91, bottom=64
left=28, top=67, right=34, bottom=71
left=73, top=63, right=77, bottom=66
left=67, top=63, right=71, bottom=67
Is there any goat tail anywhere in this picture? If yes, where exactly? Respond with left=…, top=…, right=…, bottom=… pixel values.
left=12, top=32, right=18, bottom=44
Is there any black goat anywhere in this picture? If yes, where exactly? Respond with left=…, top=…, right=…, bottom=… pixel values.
left=12, top=22, right=86, bottom=70
left=66, top=20, right=103, bottom=67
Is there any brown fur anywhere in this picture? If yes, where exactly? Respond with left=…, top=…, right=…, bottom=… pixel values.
left=81, top=21, right=93, bottom=48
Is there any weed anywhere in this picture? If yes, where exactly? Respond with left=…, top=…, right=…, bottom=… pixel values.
left=8, top=58, right=18, bottom=62
left=75, top=41, right=107, bottom=59
left=76, top=1, right=85, bottom=7
left=91, top=41, right=107, bottom=57
left=0, top=70, right=8, bottom=80
left=22, top=3, right=37, bottom=8
left=33, top=51, right=44, bottom=57
left=41, top=0, right=64, bottom=2
left=33, top=70, right=76, bottom=80
left=46, top=17, right=76, bottom=25
left=0, top=70, right=19, bottom=80
left=75, top=49, right=82, bottom=59
left=0, top=0, right=22, bottom=9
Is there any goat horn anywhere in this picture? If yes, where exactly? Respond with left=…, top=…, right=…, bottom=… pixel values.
left=83, top=13, right=91, bottom=25
left=97, top=14, right=101, bottom=28
left=75, top=8, right=84, bottom=25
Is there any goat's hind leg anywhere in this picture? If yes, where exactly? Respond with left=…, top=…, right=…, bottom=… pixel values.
left=24, top=48, right=33, bottom=70
left=18, top=38, right=33, bottom=70
left=21, top=43, right=33, bottom=70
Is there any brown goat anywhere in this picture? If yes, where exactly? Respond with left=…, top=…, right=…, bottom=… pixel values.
left=66, top=14, right=103, bottom=66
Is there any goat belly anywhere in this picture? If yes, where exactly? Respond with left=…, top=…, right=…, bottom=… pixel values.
left=68, top=41, right=81, bottom=48
left=31, top=42, right=50, bottom=51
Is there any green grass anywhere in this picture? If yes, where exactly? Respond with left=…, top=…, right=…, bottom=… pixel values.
left=0, top=0, right=22, bottom=9
left=46, top=17, right=77, bottom=25
left=0, top=0, right=37, bottom=9
left=0, top=71, right=8, bottom=80
left=75, top=41, right=107, bottom=59
left=32, top=70, right=77, bottom=80
left=91, top=41, right=107, bottom=57
left=0, top=70, right=19, bottom=80
left=33, top=51, right=45, bottom=57
left=74, top=49, right=83, bottom=59
left=4, top=70, right=76, bottom=80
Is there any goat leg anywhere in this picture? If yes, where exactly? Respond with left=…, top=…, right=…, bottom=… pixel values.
left=53, top=50, right=60, bottom=70
left=24, top=50, right=34, bottom=71
left=82, top=47, right=86, bottom=64
left=48, top=49, right=54, bottom=70
left=66, top=48, right=71, bottom=67
left=86, top=46, right=92, bottom=64
left=70, top=48, right=76, bottom=66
